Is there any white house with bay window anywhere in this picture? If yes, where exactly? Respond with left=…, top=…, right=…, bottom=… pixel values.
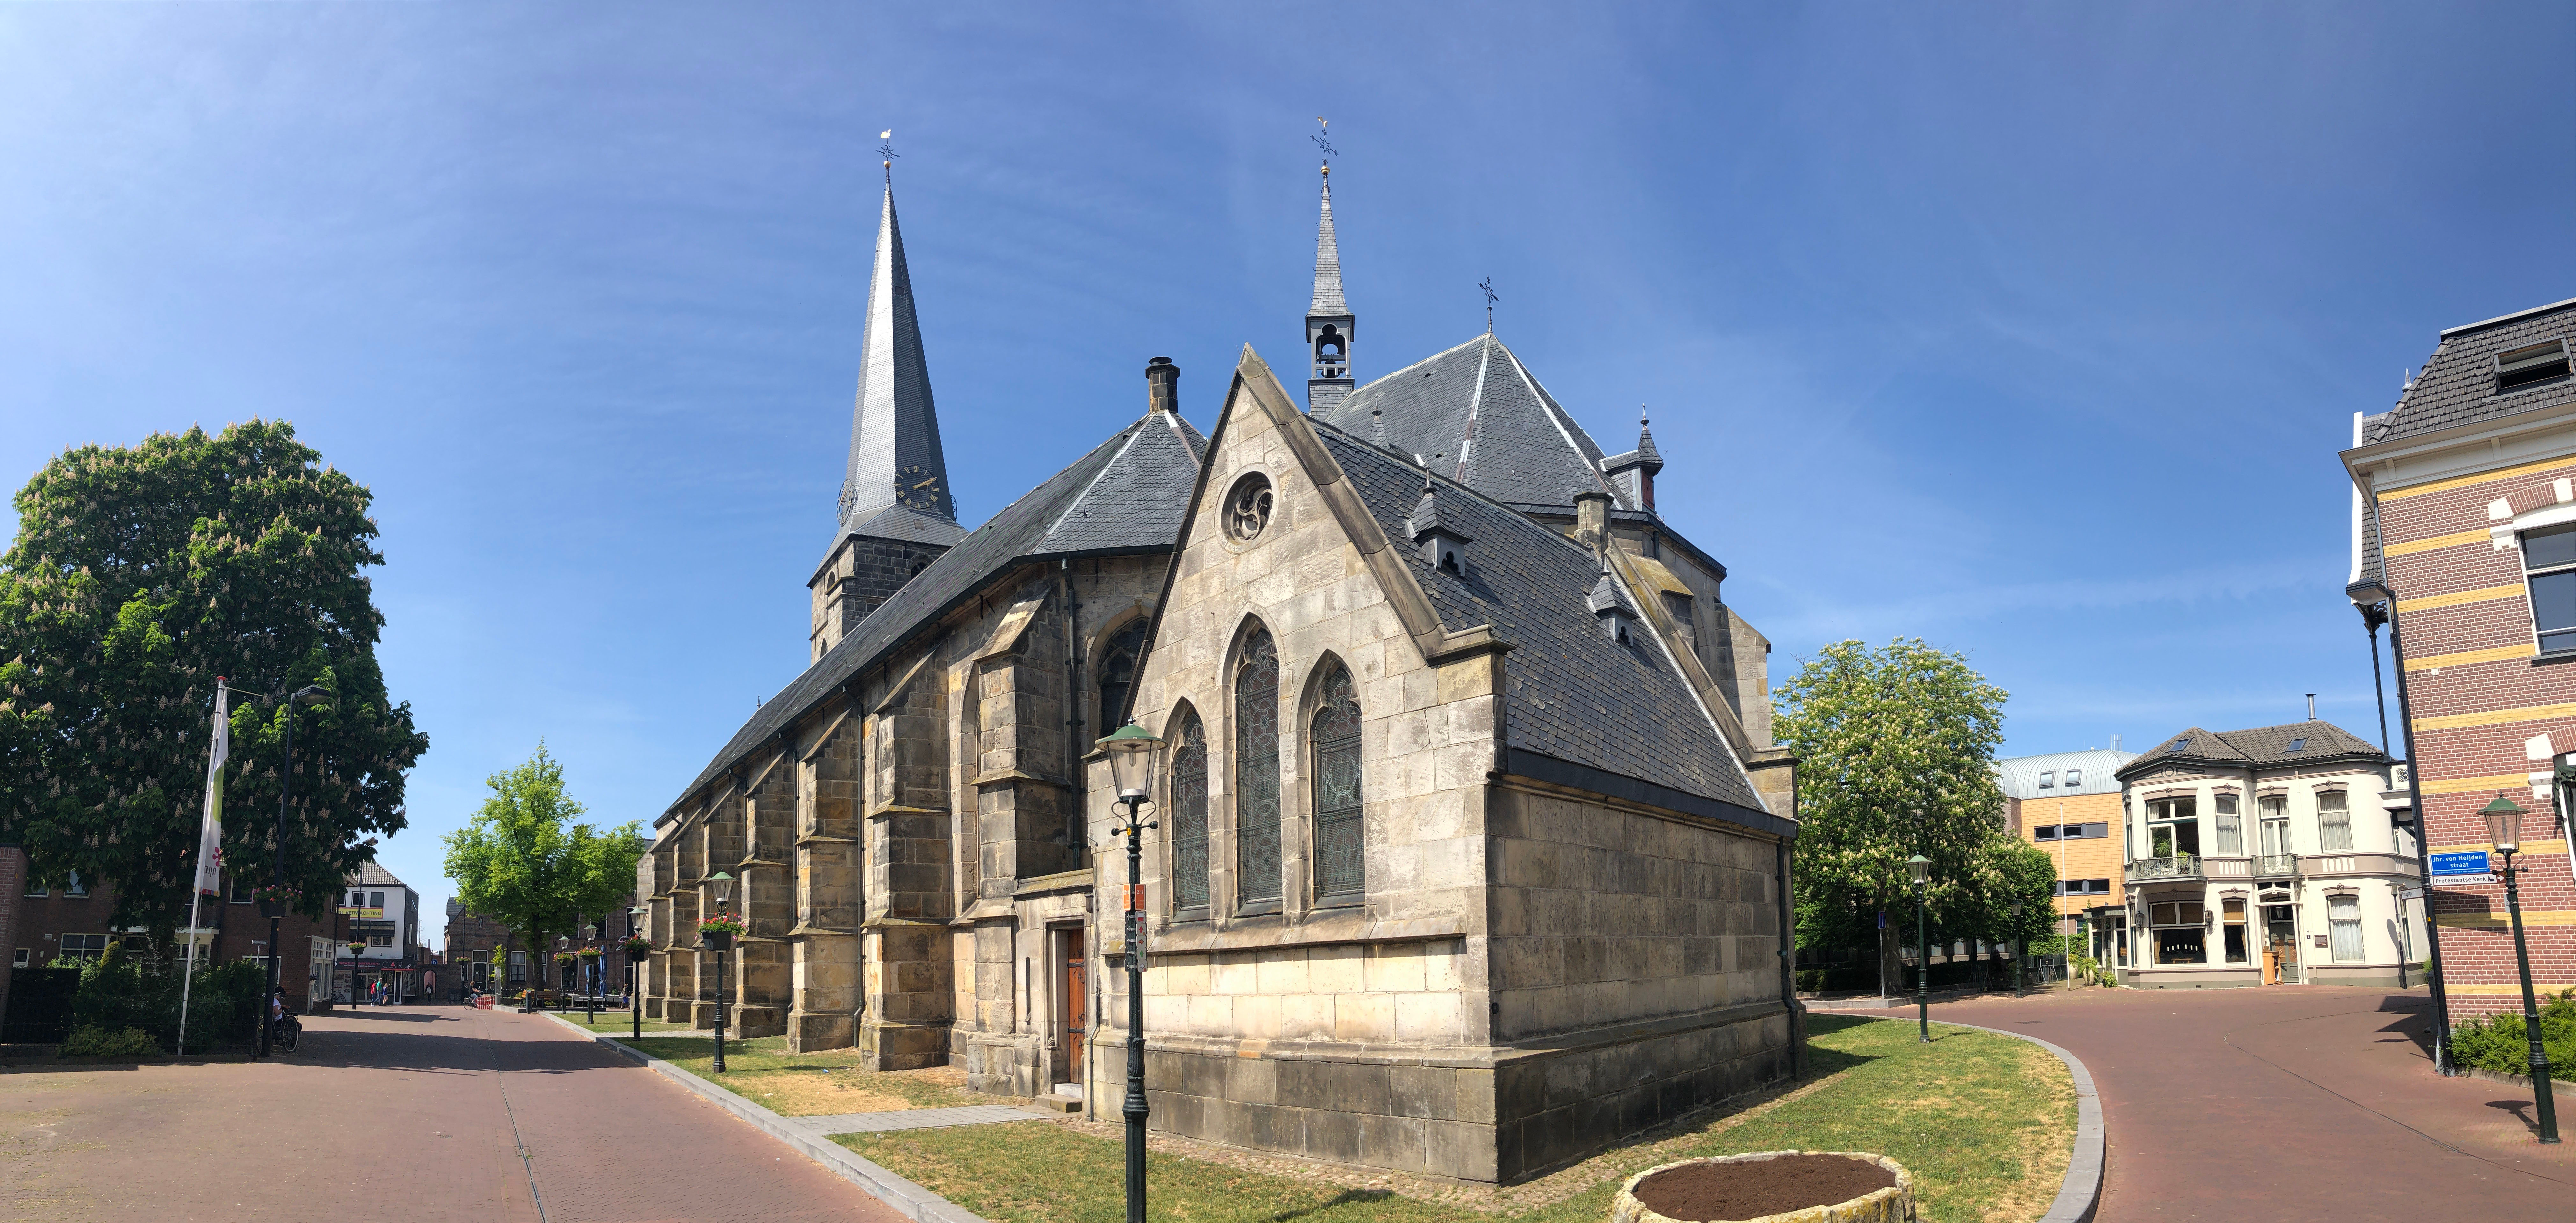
left=2111, top=720, right=2424, bottom=988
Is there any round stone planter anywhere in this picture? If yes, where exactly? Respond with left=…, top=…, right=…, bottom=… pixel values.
left=1610, top=1151, right=1912, bottom=1223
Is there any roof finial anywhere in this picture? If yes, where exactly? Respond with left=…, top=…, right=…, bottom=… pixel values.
left=1480, top=277, right=1499, bottom=334
left=877, top=129, right=897, bottom=184
left=1312, top=117, right=1335, bottom=178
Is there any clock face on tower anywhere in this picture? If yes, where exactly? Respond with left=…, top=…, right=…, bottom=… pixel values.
left=895, top=464, right=944, bottom=512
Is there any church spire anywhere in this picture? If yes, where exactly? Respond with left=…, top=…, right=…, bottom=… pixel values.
left=838, top=173, right=961, bottom=543
left=1305, top=140, right=1355, bottom=414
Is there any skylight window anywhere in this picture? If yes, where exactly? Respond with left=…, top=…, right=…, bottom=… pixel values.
left=2286, top=737, right=2308, bottom=752
left=2065, top=768, right=2082, bottom=787
left=2496, top=338, right=2571, bottom=395
left=2038, top=770, right=2055, bottom=788
left=2169, top=738, right=2190, bottom=753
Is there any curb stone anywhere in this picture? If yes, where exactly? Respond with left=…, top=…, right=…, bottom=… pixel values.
left=1817, top=1013, right=2103, bottom=1223
left=535, top=1011, right=988, bottom=1223
left=1933, top=1019, right=2103, bottom=1223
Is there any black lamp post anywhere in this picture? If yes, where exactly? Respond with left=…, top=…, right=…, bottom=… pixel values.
left=582, top=923, right=600, bottom=1024
left=2351, top=574, right=2456, bottom=1073
left=629, top=905, right=650, bottom=1040
left=1908, top=853, right=1932, bottom=1043
left=2480, top=793, right=2560, bottom=1144
left=344, top=940, right=367, bottom=1012
left=2011, top=901, right=2024, bottom=1000
left=707, top=872, right=734, bottom=1074
left=1097, top=721, right=1165, bottom=1223
left=255, top=684, right=331, bottom=1059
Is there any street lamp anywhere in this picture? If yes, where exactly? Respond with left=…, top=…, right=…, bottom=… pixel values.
left=1097, top=720, right=1165, bottom=1223
left=344, top=940, right=367, bottom=1012
left=2481, top=793, right=2560, bottom=1144
left=583, top=922, right=600, bottom=1024
left=629, top=905, right=650, bottom=1040
left=2350, top=573, right=2456, bottom=1073
left=707, top=872, right=734, bottom=1074
left=1908, top=854, right=1932, bottom=1044
left=255, top=684, right=330, bottom=1059
left=2011, top=901, right=2024, bottom=1000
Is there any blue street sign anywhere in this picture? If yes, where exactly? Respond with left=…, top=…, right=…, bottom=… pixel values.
left=1878, top=910, right=1887, bottom=929
left=2429, top=850, right=2493, bottom=882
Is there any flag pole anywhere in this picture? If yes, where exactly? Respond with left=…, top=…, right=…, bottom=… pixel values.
left=178, top=679, right=231, bottom=1056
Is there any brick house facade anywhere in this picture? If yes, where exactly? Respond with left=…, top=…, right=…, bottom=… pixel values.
left=444, top=896, right=642, bottom=999
left=2345, top=295, right=2576, bottom=1017
left=4, top=858, right=350, bottom=1014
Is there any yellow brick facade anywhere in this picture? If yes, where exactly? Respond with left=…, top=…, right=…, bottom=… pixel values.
left=2017, top=791, right=2126, bottom=918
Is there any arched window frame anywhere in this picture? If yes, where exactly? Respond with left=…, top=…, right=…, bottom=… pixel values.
left=1166, top=704, right=1211, bottom=920
left=1306, top=658, right=1365, bottom=907
left=1094, top=615, right=1151, bottom=738
left=1231, top=622, right=1285, bottom=916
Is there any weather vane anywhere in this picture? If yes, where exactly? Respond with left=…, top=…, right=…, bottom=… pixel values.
left=877, top=129, right=898, bottom=180
left=1480, top=277, right=1499, bottom=333
left=1311, top=116, right=1335, bottom=172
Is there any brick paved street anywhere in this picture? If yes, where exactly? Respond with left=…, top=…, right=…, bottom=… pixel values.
left=1821, top=984, right=2576, bottom=1221
left=0, top=1004, right=910, bottom=1223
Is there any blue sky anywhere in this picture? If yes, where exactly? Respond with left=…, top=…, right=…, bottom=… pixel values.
left=5, top=4, right=2573, bottom=942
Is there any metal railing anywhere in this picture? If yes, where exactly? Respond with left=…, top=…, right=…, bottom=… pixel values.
left=2128, top=854, right=2202, bottom=880
left=2253, top=854, right=2298, bottom=877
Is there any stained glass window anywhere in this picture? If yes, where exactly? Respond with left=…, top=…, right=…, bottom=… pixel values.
left=1235, top=629, right=1283, bottom=909
left=1311, top=664, right=1365, bottom=902
left=1170, top=711, right=1210, bottom=915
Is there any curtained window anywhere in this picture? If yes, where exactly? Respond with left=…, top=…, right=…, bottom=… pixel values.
left=1311, top=665, right=1364, bottom=903
left=1235, top=630, right=1283, bottom=910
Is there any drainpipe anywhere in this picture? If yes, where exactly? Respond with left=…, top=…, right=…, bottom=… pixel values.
left=1776, top=839, right=1800, bottom=1077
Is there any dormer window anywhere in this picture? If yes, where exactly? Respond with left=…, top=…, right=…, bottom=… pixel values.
left=2497, top=338, right=2571, bottom=395
left=2037, top=771, right=2055, bottom=789
left=2064, top=768, right=2082, bottom=787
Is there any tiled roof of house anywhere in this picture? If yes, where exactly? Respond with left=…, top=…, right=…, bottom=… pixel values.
left=1312, top=423, right=1764, bottom=811
left=2363, top=297, right=2576, bottom=445
left=666, top=410, right=1206, bottom=816
left=349, top=862, right=408, bottom=889
left=2115, top=720, right=2387, bottom=779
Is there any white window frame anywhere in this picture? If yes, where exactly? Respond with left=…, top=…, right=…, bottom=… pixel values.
left=2214, top=794, right=2243, bottom=855
left=2329, top=894, right=2363, bottom=961
left=2318, top=791, right=2353, bottom=853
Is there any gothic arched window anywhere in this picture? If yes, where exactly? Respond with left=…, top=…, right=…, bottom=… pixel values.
left=1097, top=619, right=1149, bottom=734
left=1170, top=710, right=1209, bottom=916
left=1311, top=664, right=1364, bottom=903
left=1234, top=628, right=1283, bottom=910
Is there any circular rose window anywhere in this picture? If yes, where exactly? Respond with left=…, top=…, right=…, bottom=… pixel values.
left=1223, top=473, right=1273, bottom=542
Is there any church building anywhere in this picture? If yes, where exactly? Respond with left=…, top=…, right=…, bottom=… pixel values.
left=640, top=160, right=1801, bottom=1183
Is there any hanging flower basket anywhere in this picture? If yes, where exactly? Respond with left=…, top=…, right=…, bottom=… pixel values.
left=619, top=935, right=653, bottom=957
left=577, top=946, right=602, bottom=960
left=553, top=952, right=579, bottom=966
left=699, top=912, right=746, bottom=950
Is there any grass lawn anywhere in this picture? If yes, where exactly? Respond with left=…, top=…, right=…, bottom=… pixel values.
left=836, top=1015, right=2074, bottom=1223
left=619, top=1034, right=984, bottom=1116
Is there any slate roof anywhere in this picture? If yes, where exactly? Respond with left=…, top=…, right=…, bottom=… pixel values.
left=1311, top=423, right=1764, bottom=811
left=842, top=182, right=958, bottom=532
left=1309, top=178, right=1347, bottom=318
left=1322, top=334, right=1620, bottom=510
left=2354, top=411, right=2388, bottom=590
left=2114, top=720, right=2388, bottom=780
left=667, top=409, right=1206, bottom=816
left=2362, top=297, right=2576, bottom=445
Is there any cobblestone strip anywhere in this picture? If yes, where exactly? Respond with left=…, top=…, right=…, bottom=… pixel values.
left=539, top=1011, right=988, bottom=1223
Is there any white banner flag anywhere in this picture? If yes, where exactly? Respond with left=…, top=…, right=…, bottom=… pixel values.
left=192, top=684, right=229, bottom=897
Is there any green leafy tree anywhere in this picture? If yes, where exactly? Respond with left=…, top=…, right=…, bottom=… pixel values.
left=443, top=744, right=648, bottom=991
left=0, top=421, right=426, bottom=934
left=1775, top=638, right=2009, bottom=991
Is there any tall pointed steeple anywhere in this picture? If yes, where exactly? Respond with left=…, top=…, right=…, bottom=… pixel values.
left=808, top=167, right=966, bottom=663
left=1305, top=164, right=1356, bottom=414
left=838, top=177, right=963, bottom=544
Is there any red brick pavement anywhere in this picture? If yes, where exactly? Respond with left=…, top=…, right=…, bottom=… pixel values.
left=0, top=1004, right=909, bottom=1223
left=1821, top=985, right=2576, bottom=1221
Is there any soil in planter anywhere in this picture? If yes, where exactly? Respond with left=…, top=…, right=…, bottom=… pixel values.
left=1632, top=1154, right=1896, bottom=1222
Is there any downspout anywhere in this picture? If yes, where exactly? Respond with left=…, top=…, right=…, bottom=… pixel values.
left=2367, top=482, right=2455, bottom=1074
left=1776, top=838, right=1801, bottom=1077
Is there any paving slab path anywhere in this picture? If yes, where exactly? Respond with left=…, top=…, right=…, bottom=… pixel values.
left=1818, top=984, right=2576, bottom=1222
left=0, top=1003, right=908, bottom=1223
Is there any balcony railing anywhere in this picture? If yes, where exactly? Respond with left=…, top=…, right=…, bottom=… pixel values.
left=2129, top=854, right=2202, bottom=881
left=2253, top=854, right=2298, bottom=877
